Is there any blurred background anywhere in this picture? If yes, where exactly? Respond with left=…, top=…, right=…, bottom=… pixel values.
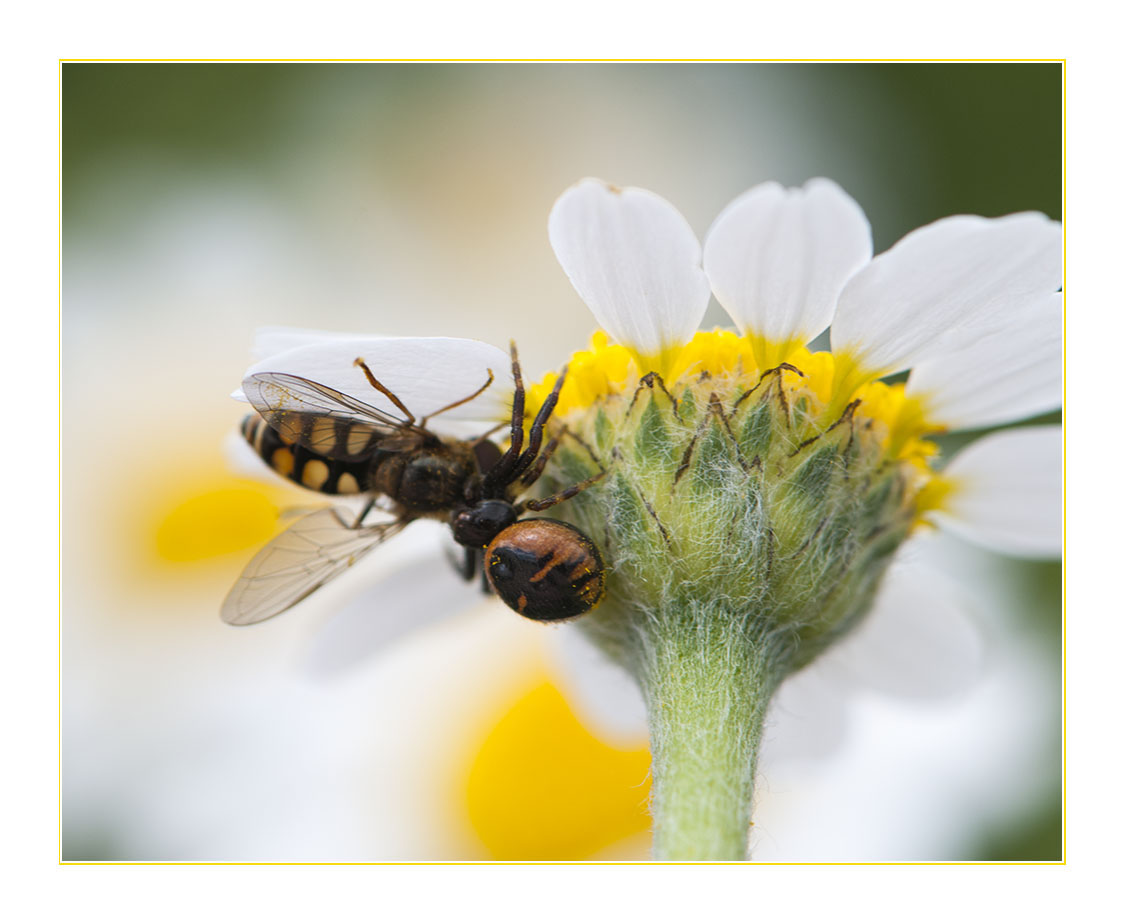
left=61, top=62, right=1062, bottom=861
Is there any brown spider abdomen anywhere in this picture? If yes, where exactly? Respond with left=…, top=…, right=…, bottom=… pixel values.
left=484, top=519, right=605, bottom=621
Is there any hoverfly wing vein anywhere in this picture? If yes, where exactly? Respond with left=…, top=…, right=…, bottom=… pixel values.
left=243, top=373, right=431, bottom=460
left=245, top=372, right=405, bottom=427
left=220, top=507, right=408, bottom=626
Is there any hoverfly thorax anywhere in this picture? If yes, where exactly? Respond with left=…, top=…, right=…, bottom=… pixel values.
left=373, top=440, right=478, bottom=513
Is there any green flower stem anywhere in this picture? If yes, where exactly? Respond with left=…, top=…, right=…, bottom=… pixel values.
left=586, top=599, right=787, bottom=861
left=642, top=606, right=783, bottom=861
left=549, top=373, right=918, bottom=859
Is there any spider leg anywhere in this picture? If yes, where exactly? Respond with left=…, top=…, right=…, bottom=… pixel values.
left=673, top=393, right=753, bottom=486
left=509, top=363, right=569, bottom=482
left=521, top=469, right=607, bottom=512
left=626, top=370, right=682, bottom=422
left=732, top=362, right=803, bottom=413
left=519, top=434, right=560, bottom=487
left=557, top=425, right=601, bottom=465
left=708, top=391, right=752, bottom=474
left=481, top=342, right=526, bottom=495
left=519, top=424, right=604, bottom=488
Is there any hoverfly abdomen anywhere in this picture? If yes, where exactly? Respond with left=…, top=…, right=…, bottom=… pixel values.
left=240, top=413, right=370, bottom=495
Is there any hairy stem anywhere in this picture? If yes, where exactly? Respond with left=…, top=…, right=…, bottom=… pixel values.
left=634, top=605, right=785, bottom=861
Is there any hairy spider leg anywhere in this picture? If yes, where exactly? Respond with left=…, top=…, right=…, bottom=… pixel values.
left=509, top=364, right=569, bottom=482
left=481, top=343, right=527, bottom=495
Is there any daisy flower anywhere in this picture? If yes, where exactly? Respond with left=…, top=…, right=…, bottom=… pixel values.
left=227, top=177, right=1061, bottom=861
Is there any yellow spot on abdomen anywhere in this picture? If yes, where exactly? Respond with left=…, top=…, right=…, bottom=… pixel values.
left=272, top=447, right=295, bottom=477
left=463, top=681, right=651, bottom=860
left=301, top=459, right=330, bottom=490
left=336, top=472, right=360, bottom=494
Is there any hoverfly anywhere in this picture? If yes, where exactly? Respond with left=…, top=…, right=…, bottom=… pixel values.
left=221, top=343, right=606, bottom=626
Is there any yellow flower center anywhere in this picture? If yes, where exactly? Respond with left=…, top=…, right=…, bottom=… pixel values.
left=530, top=330, right=940, bottom=473
left=524, top=329, right=948, bottom=698
left=155, top=486, right=280, bottom=562
left=462, top=678, right=651, bottom=860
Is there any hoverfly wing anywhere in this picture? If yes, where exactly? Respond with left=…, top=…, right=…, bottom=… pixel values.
left=221, top=507, right=409, bottom=626
left=243, top=372, right=430, bottom=460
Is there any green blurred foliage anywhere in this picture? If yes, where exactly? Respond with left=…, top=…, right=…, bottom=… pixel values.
left=63, top=62, right=1062, bottom=227
left=64, top=64, right=299, bottom=176
left=851, top=63, right=1061, bottom=224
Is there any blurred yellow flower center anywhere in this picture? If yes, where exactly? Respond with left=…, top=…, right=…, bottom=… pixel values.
left=464, top=680, right=651, bottom=860
left=155, top=487, right=279, bottom=562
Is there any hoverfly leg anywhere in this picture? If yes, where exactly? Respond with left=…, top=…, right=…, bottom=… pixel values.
left=419, top=369, right=496, bottom=429
left=352, top=497, right=377, bottom=528
left=353, top=357, right=416, bottom=424
left=471, top=420, right=507, bottom=443
left=459, top=545, right=478, bottom=583
left=478, top=550, right=492, bottom=595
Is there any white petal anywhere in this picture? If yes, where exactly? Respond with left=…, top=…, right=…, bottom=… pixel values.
left=907, top=292, right=1062, bottom=430
left=930, top=426, right=1062, bottom=558
left=548, top=178, right=710, bottom=358
left=250, top=326, right=372, bottom=363
left=703, top=178, right=872, bottom=347
left=764, top=550, right=985, bottom=766
left=762, top=665, right=851, bottom=764
left=832, top=212, right=1062, bottom=377
left=819, top=562, right=984, bottom=700
left=302, top=536, right=472, bottom=676
left=542, top=625, right=649, bottom=747
left=237, top=336, right=512, bottom=435
left=221, top=428, right=289, bottom=485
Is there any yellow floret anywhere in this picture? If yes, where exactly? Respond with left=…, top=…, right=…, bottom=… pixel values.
left=667, top=329, right=758, bottom=385
left=528, top=331, right=636, bottom=419
left=529, top=328, right=939, bottom=469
